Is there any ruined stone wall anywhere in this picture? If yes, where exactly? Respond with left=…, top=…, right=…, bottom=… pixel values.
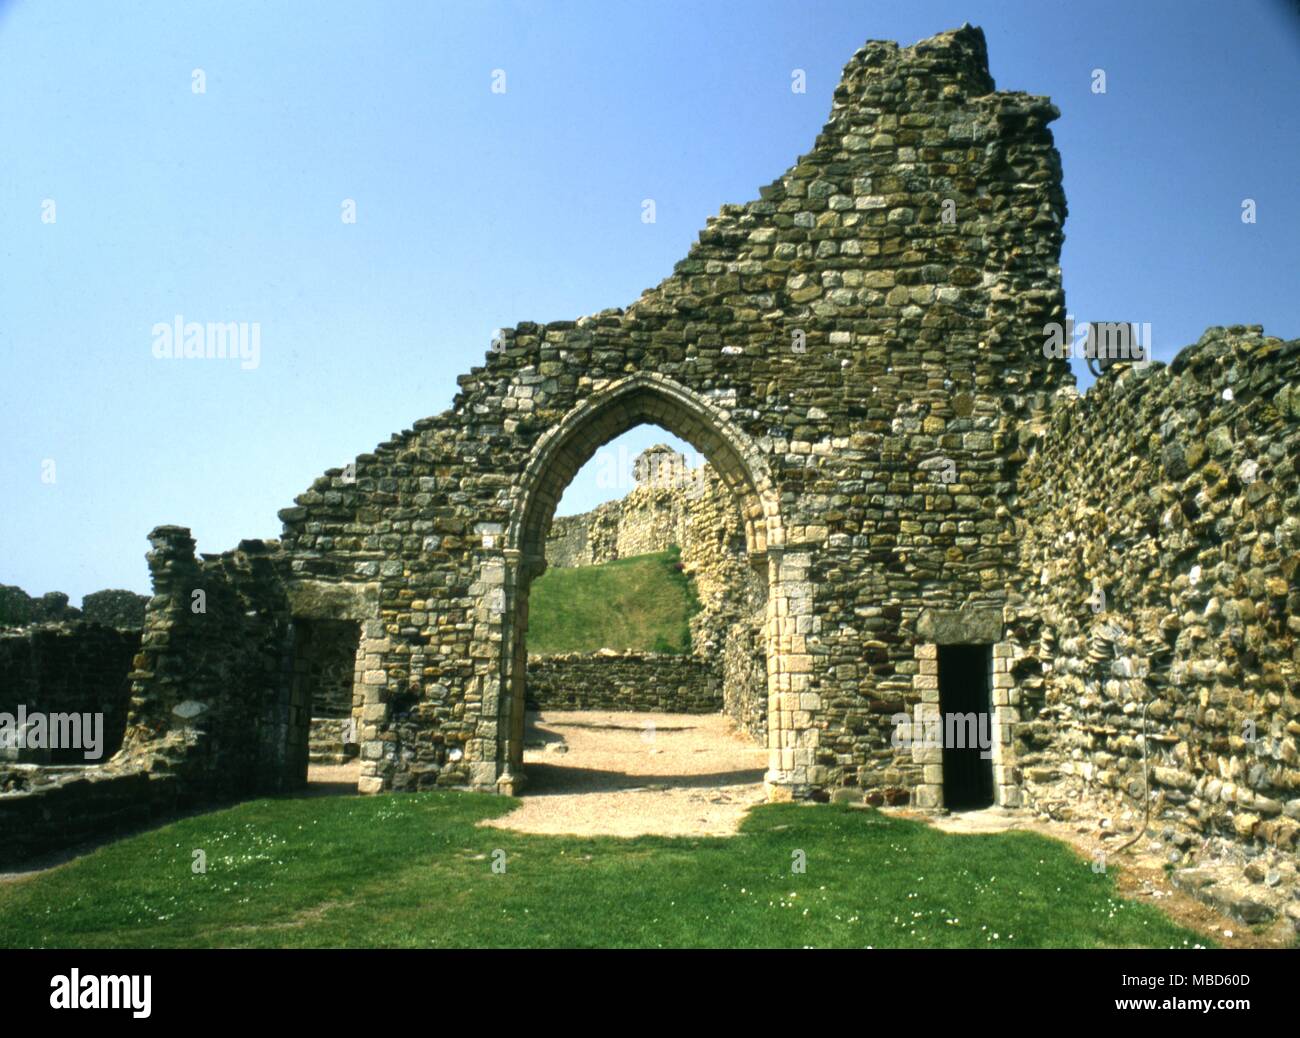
left=527, top=651, right=722, bottom=713
left=546, top=497, right=635, bottom=568
left=120, top=527, right=298, bottom=801
left=81, top=590, right=150, bottom=629
left=545, top=510, right=606, bottom=568
left=723, top=616, right=768, bottom=739
left=537, top=451, right=764, bottom=723
left=294, top=619, right=360, bottom=719
left=309, top=717, right=359, bottom=765
left=0, top=529, right=304, bottom=866
left=0, top=586, right=80, bottom=626
left=271, top=25, right=1069, bottom=796
left=677, top=466, right=765, bottom=656
left=1010, top=328, right=1300, bottom=857
left=7, top=28, right=1297, bottom=901
left=544, top=448, right=710, bottom=569
left=0, top=767, right=175, bottom=868
left=0, top=622, right=139, bottom=763
left=0, top=585, right=148, bottom=629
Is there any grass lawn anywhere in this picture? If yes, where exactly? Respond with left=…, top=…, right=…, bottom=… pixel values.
left=527, top=548, right=699, bottom=654
left=0, top=792, right=1210, bottom=948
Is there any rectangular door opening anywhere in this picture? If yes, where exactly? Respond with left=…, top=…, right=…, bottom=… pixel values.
left=937, top=643, right=994, bottom=810
left=289, top=618, right=362, bottom=788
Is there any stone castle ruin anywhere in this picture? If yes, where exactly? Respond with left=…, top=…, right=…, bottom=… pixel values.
left=3, top=27, right=1297, bottom=922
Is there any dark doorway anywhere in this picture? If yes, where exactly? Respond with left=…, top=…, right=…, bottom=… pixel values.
left=937, top=644, right=994, bottom=810
left=287, top=618, right=361, bottom=787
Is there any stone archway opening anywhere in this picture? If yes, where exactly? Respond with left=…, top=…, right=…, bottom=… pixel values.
left=483, top=374, right=806, bottom=810
left=503, top=422, right=770, bottom=831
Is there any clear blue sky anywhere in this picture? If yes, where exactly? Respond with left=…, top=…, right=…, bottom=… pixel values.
left=2, top=0, right=1297, bottom=601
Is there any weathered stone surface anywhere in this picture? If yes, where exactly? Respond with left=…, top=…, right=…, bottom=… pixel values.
left=918, top=608, right=1003, bottom=645
left=526, top=652, right=721, bottom=714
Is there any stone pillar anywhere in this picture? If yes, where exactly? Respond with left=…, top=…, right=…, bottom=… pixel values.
left=764, top=547, right=818, bottom=799
left=123, top=525, right=202, bottom=738
left=355, top=620, right=391, bottom=795
left=991, top=640, right=1020, bottom=807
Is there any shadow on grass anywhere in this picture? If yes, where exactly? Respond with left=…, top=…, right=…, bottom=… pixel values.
left=520, top=761, right=766, bottom=795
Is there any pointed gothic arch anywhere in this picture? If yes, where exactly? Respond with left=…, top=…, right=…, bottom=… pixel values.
left=474, top=373, right=808, bottom=797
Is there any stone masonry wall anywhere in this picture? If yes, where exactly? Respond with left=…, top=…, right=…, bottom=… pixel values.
left=81, top=590, right=150, bottom=629
left=0, top=767, right=177, bottom=868
left=272, top=24, right=1071, bottom=796
left=545, top=510, right=611, bottom=569
left=120, top=527, right=298, bottom=802
left=723, top=616, right=768, bottom=739
left=0, top=586, right=80, bottom=626
left=294, top=619, right=361, bottom=719
left=527, top=651, right=722, bottom=713
left=1010, top=329, right=1300, bottom=864
left=546, top=446, right=721, bottom=554
left=0, top=585, right=149, bottom=629
left=0, top=534, right=298, bottom=866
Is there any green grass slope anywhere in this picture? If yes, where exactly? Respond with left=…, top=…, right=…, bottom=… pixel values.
left=0, top=794, right=1209, bottom=949
left=527, top=548, right=699, bottom=654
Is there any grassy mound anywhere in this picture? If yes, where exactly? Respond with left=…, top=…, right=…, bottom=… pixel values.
left=527, top=548, right=699, bottom=654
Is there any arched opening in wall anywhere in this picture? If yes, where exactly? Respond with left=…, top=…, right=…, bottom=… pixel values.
left=493, top=378, right=786, bottom=832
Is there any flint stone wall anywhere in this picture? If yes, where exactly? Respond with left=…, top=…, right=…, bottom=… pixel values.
left=527, top=651, right=722, bottom=713
left=1009, top=327, right=1300, bottom=858
left=723, top=617, right=768, bottom=739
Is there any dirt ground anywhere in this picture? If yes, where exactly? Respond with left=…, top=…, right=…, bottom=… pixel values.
left=305, top=761, right=361, bottom=793
left=477, top=709, right=767, bottom=838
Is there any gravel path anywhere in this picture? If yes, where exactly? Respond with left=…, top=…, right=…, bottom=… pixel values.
left=478, top=709, right=767, bottom=838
